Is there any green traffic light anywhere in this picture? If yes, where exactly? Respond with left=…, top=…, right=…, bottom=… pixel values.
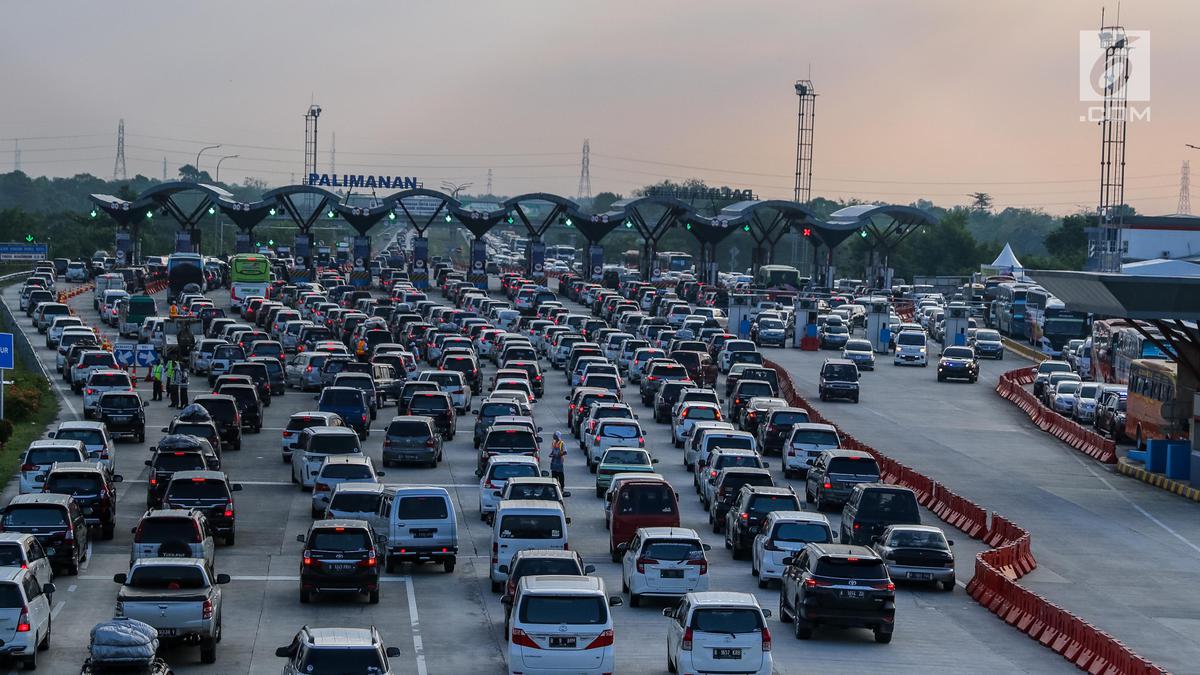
left=327, top=210, right=335, bottom=218
left=89, top=209, right=98, bottom=218
left=268, top=239, right=274, bottom=246
left=506, top=216, right=514, bottom=225
left=444, top=214, right=452, bottom=222
left=859, top=229, right=868, bottom=238
left=24, top=234, right=34, bottom=243
left=146, top=211, right=153, bottom=219
left=742, top=224, right=751, bottom=232
left=624, top=220, right=633, bottom=229
left=564, top=218, right=573, bottom=227
left=269, top=208, right=277, bottom=216
left=388, top=212, right=396, bottom=220
left=685, top=223, right=692, bottom=230
left=208, top=206, right=216, bottom=215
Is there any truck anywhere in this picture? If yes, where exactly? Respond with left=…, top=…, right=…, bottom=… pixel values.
left=113, top=558, right=229, bottom=664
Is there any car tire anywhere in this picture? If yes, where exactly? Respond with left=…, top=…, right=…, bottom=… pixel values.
left=778, top=595, right=793, bottom=623
left=794, top=618, right=814, bottom=640
left=200, top=637, right=217, bottom=664
left=874, top=628, right=893, bottom=644
left=804, top=486, right=814, bottom=503
left=300, top=589, right=311, bottom=603
left=65, top=560, right=79, bottom=576
left=137, top=429, right=145, bottom=443
left=941, top=579, right=955, bottom=592
left=667, top=650, right=677, bottom=673
left=629, top=592, right=641, bottom=608
left=225, top=532, right=235, bottom=546
left=611, top=549, right=621, bottom=563
left=491, top=580, right=502, bottom=593
left=731, top=542, right=744, bottom=560
left=21, top=652, right=35, bottom=670
left=369, top=589, right=381, bottom=604
left=443, top=559, right=455, bottom=574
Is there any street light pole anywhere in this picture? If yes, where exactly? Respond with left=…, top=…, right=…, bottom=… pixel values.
left=214, top=154, right=238, bottom=255
left=215, top=154, right=238, bottom=183
left=195, top=144, right=222, bottom=179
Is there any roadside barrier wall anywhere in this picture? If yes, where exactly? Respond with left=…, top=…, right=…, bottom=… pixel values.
left=995, top=366, right=1117, bottom=464
left=763, top=357, right=1165, bottom=674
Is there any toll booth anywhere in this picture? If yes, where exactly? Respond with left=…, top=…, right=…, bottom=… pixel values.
left=793, top=297, right=819, bottom=350
left=728, top=293, right=754, bottom=340
left=943, top=303, right=970, bottom=349
left=865, top=298, right=891, bottom=354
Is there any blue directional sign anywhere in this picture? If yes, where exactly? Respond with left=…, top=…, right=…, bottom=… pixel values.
left=135, top=344, right=160, bottom=367
left=113, top=342, right=136, bottom=367
left=0, top=333, right=12, bottom=370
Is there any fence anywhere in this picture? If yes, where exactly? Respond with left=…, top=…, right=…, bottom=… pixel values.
left=0, top=271, right=42, bottom=375
left=763, top=357, right=1164, bottom=674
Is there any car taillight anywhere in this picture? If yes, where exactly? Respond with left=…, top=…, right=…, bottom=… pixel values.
left=761, top=626, right=772, bottom=651
left=681, top=627, right=693, bottom=651
left=805, top=578, right=834, bottom=588
left=359, top=549, right=378, bottom=567
left=873, top=581, right=897, bottom=591
left=491, top=541, right=498, bottom=564
left=64, top=528, right=74, bottom=542
left=16, top=607, right=30, bottom=632
left=594, top=435, right=601, bottom=444
left=584, top=629, right=614, bottom=649
left=511, top=628, right=540, bottom=649
left=686, top=558, right=708, bottom=574
left=636, top=557, right=657, bottom=573
left=224, top=502, right=234, bottom=518
left=20, top=463, right=35, bottom=472
left=201, top=598, right=214, bottom=619
left=315, top=483, right=330, bottom=492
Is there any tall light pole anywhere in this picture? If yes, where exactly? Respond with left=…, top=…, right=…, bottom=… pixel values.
left=214, top=154, right=237, bottom=256
left=440, top=181, right=473, bottom=199
left=195, top=144, right=221, bottom=180
left=215, top=154, right=238, bottom=183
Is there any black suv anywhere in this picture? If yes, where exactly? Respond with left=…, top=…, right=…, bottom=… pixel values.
left=757, top=407, right=809, bottom=455
left=405, top=392, right=456, bottom=440
left=840, top=484, right=922, bottom=546
left=97, top=390, right=146, bottom=442
left=216, top=383, right=264, bottom=433
left=724, top=484, right=802, bottom=558
left=708, top=468, right=774, bottom=533
left=779, top=543, right=896, bottom=643
left=162, top=471, right=243, bottom=545
left=818, top=358, right=860, bottom=403
left=193, top=395, right=243, bottom=451
left=296, top=519, right=381, bottom=604
left=805, top=450, right=881, bottom=510
left=40, top=462, right=123, bottom=540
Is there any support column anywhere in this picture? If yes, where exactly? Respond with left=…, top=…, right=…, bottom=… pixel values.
left=526, top=238, right=546, bottom=283
left=115, top=229, right=133, bottom=266
left=469, top=239, right=488, bottom=289
left=411, top=235, right=430, bottom=289
left=235, top=231, right=254, bottom=254
left=586, top=243, right=604, bottom=282
left=351, top=235, right=372, bottom=288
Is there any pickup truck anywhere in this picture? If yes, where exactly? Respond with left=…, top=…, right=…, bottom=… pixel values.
left=114, top=558, right=229, bottom=664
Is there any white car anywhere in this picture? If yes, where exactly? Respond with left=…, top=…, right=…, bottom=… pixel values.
left=48, top=421, right=115, bottom=472
left=718, top=340, right=758, bottom=373
left=893, top=330, right=928, bottom=366
left=619, top=527, right=710, bottom=606
left=311, top=455, right=380, bottom=518
left=291, top=427, right=364, bottom=489
left=65, top=261, right=88, bottom=282
left=417, top=370, right=472, bottom=412
left=46, top=316, right=83, bottom=348
left=18, top=440, right=85, bottom=495
left=672, top=402, right=723, bottom=448
left=782, top=423, right=841, bottom=478
left=751, top=511, right=834, bottom=587
left=584, top=420, right=646, bottom=470
left=665, top=591, right=773, bottom=675
left=0, top=567, right=54, bottom=670
left=682, top=422, right=735, bottom=471
left=82, top=369, right=134, bottom=419
left=478, top=455, right=542, bottom=522
left=507, top=575, right=620, bottom=675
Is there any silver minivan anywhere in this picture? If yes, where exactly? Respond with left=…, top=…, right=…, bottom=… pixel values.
left=371, top=486, right=458, bottom=574
left=490, top=499, right=570, bottom=592
left=18, top=440, right=86, bottom=495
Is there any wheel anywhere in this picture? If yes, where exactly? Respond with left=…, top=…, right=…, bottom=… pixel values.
left=712, top=518, right=720, bottom=534
left=589, top=462, right=597, bottom=474
left=491, top=580, right=502, bottom=593
left=673, top=436, right=682, bottom=449
left=852, top=394, right=859, bottom=403
left=937, top=374, right=944, bottom=382
left=235, top=438, right=242, bottom=451
left=611, top=548, right=621, bottom=563
left=751, top=562, right=759, bottom=577
left=941, top=579, right=955, bottom=592
left=629, top=593, right=641, bottom=608
left=300, top=589, right=311, bottom=603
left=102, top=522, right=115, bottom=540
left=65, top=560, right=79, bottom=576
left=794, top=617, right=813, bottom=640
left=595, top=486, right=605, bottom=498
left=443, top=559, right=456, bottom=573
left=369, top=588, right=380, bottom=604
left=621, top=577, right=629, bottom=593
left=874, top=628, right=892, bottom=644
left=137, top=429, right=145, bottom=443
left=225, top=532, right=235, bottom=546
left=200, top=637, right=217, bottom=663
left=778, top=595, right=793, bottom=623
left=21, top=653, right=35, bottom=670
left=758, top=577, right=769, bottom=589
left=731, top=542, right=744, bottom=560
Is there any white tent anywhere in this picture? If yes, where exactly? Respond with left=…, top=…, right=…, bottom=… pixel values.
left=982, top=243, right=1023, bottom=276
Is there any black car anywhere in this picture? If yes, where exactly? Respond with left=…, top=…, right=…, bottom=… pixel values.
left=473, top=399, right=524, bottom=449
left=229, top=361, right=274, bottom=405
left=144, top=443, right=219, bottom=508
left=405, top=392, right=456, bottom=440
left=162, top=470, right=243, bottom=545
left=724, top=485, right=802, bottom=557
left=757, top=407, right=810, bottom=455
left=97, top=391, right=146, bottom=442
left=779, top=543, right=896, bottom=643
left=381, top=416, right=442, bottom=468
left=805, top=450, right=881, bottom=510
left=839, top=484, right=922, bottom=546
left=296, top=519, right=381, bottom=604
left=818, top=359, right=860, bottom=403
left=192, top=395, right=243, bottom=451
left=40, top=462, right=123, bottom=539
left=708, top=468, right=774, bottom=532
left=0, top=493, right=89, bottom=574
left=936, top=346, right=979, bottom=383
left=653, top=380, right=694, bottom=424
left=217, top=383, right=264, bottom=433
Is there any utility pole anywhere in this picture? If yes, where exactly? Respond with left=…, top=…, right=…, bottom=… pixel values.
left=113, top=119, right=127, bottom=180
left=330, top=131, right=336, bottom=177
left=12, top=140, right=20, bottom=173
left=162, top=156, right=167, bottom=181
left=1178, top=160, right=1192, bottom=215
left=486, top=168, right=493, bottom=196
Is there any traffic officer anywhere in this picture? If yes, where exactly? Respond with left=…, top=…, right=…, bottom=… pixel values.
left=165, top=359, right=178, bottom=407
left=549, top=432, right=566, bottom=488
left=150, top=361, right=164, bottom=401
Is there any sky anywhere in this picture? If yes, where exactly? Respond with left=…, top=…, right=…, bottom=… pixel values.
left=2, top=0, right=1196, bottom=215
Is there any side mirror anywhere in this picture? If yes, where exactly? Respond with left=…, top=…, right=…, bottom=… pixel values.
left=43, top=583, right=56, bottom=596
left=147, top=446, right=156, bottom=452
left=113, top=573, right=127, bottom=584
left=609, top=596, right=623, bottom=607
left=231, top=484, right=244, bottom=492
left=471, top=409, right=479, bottom=415
left=870, top=535, right=881, bottom=544
left=584, top=564, right=596, bottom=574
left=160, top=427, right=169, bottom=433
left=537, top=426, right=543, bottom=432
left=385, top=647, right=402, bottom=658
left=947, top=539, right=955, bottom=546
left=474, top=468, right=483, bottom=477
left=661, top=607, right=674, bottom=617
left=616, top=543, right=628, bottom=553
left=651, top=458, right=659, bottom=464
left=562, top=491, right=572, bottom=498
left=144, top=401, right=150, bottom=408
left=376, top=471, right=386, bottom=477
left=497, top=564, right=509, bottom=575
left=215, top=573, right=231, bottom=584
left=565, top=517, right=572, bottom=525
left=296, top=534, right=306, bottom=543
left=112, top=475, right=124, bottom=483
left=781, top=557, right=793, bottom=566
left=564, top=395, right=570, bottom=401
left=46, top=431, right=56, bottom=439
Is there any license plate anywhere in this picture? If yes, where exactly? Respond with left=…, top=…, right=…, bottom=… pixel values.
left=548, top=636, right=576, bottom=648
left=660, top=569, right=684, bottom=579
left=329, top=563, right=354, bottom=572
left=83, top=507, right=94, bottom=515
left=713, top=648, right=742, bottom=659
left=157, top=628, right=176, bottom=637
left=907, top=572, right=933, bottom=580
left=110, top=416, right=131, bottom=422
left=411, top=529, right=434, bottom=538
left=840, top=589, right=865, bottom=598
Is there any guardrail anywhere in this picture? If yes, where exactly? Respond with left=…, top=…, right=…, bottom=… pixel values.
left=0, top=271, right=42, bottom=373
left=764, top=357, right=1163, bottom=674
left=995, top=366, right=1117, bottom=464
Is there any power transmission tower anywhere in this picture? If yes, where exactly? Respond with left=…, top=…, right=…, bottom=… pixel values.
left=793, top=81, right=816, bottom=203
left=113, top=119, right=127, bottom=180
left=487, top=168, right=493, bottom=196
left=330, top=132, right=336, bottom=177
left=162, top=156, right=167, bottom=181
left=13, top=140, right=20, bottom=173
left=304, top=104, right=322, bottom=184
left=1177, top=160, right=1191, bottom=215
left=577, top=139, right=591, bottom=201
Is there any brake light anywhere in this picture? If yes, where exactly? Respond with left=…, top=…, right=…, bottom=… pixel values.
left=686, top=558, right=708, bottom=574
left=511, top=628, right=540, bottom=649
left=201, top=598, right=214, bottom=620
left=584, top=629, right=614, bottom=649
left=315, top=483, right=330, bottom=492
left=636, top=557, right=657, bottom=573
left=873, top=581, right=896, bottom=591
left=761, top=626, right=772, bottom=652
left=20, top=463, right=35, bottom=472
left=16, top=607, right=30, bottom=632
left=681, top=627, right=693, bottom=651
left=805, top=578, right=834, bottom=588
left=491, top=541, right=498, bottom=564
left=595, top=435, right=601, bottom=444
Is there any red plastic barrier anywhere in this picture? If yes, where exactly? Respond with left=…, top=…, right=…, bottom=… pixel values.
left=995, top=367, right=1117, bottom=464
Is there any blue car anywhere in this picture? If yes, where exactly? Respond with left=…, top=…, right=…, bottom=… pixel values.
left=317, top=386, right=372, bottom=439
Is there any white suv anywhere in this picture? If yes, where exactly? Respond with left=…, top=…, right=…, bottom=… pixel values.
left=618, top=527, right=710, bottom=607
left=664, top=591, right=773, bottom=675
left=893, top=329, right=928, bottom=367
left=0, top=567, right=55, bottom=669
left=507, top=575, right=621, bottom=675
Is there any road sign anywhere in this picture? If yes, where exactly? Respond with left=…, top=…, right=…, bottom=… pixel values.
left=114, top=342, right=136, bottom=367
left=135, top=344, right=160, bottom=367
left=0, top=333, right=12, bottom=370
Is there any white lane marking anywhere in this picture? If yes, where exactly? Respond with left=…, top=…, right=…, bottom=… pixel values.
left=50, top=600, right=65, bottom=620
left=81, top=542, right=92, bottom=570
left=1070, top=453, right=1200, bottom=555
left=67, top=585, right=76, bottom=593
left=402, top=576, right=428, bottom=675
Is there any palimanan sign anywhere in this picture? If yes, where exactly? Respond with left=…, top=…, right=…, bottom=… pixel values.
left=307, top=173, right=421, bottom=189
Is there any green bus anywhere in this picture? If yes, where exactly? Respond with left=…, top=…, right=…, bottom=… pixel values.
left=120, top=295, right=158, bottom=339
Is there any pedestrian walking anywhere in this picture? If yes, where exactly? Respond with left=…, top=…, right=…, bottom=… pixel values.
left=177, top=362, right=190, bottom=407
left=703, top=359, right=719, bottom=388
left=165, top=359, right=178, bottom=407
left=550, top=431, right=567, bottom=488
left=150, top=362, right=164, bottom=401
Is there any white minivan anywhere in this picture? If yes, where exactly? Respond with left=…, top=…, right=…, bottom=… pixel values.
left=894, top=329, right=929, bottom=367
left=507, top=575, right=621, bottom=675
left=490, top=500, right=570, bottom=593
left=479, top=456, right=543, bottom=523
left=664, top=591, right=773, bottom=675
left=782, top=423, right=841, bottom=478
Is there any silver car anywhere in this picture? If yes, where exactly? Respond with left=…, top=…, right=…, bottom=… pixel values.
left=82, top=369, right=134, bottom=419
left=871, top=524, right=956, bottom=591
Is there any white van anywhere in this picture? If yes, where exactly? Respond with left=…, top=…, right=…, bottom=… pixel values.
left=782, top=423, right=841, bottom=478
left=92, top=273, right=126, bottom=310
left=371, top=486, right=458, bottom=574
left=894, top=329, right=928, bottom=367
left=507, top=575, right=620, bottom=675
left=490, top=500, right=570, bottom=592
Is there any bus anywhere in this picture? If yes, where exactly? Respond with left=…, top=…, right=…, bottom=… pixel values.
left=166, top=253, right=205, bottom=303
left=1028, top=295, right=1088, bottom=357
left=229, top=253, right=272, bottom=312
left=992, top=283, right=1031, bottom=338
left=755, top=264, right=805, bottom=290
left=655, top=251, right=694, bottom=274
left=1112, top=326, right=1172, bottom=385
left=545, top=244, right=577, bottom=264
left=1126, top=358, right=1195, bottom=448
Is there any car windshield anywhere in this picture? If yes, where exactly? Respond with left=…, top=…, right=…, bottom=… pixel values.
left=943, top=347, right=973, bottom=359
left=166, top=480, right=229, bottom=500
left=514, top=559, right=580, bottom=580
left=715, top=455, right=760, bottom=470
left=320, top=464, right=373, bottom=480
left=691, top=608, right=763, bottom=633
left=616, top=485, right=675, bottom=514
left=287, top=416, right=332, bottom=431
left=172, top=424, right=215, bottom=439
left=397, top=496, right=448, bottom=520
left=127, top=566, right=206, bottom=589
left=519, top=596, right=606, bottom=625
left=309, top=435, right=361, bottom=454
left=827, top=457, right=880, bottom=475
left=644, top=540, right=703, bottom=561
left=603, top=450, right=647, bottom=465
left=498, top=515, right=562, bottom=539
left=508, top=484, right=559, bottom=500
left=44, top=474, right=102, bottom=495
left=1038, top=362, right=1072, bottom=374
left=329, top=492, right=381, bottom=514
left=1056, top=382, right=1080, bottom=395
left=481, top=403, right=519, bottom=418
left=748, top=495, right=798, bottom=515
left=888, top=529, right=949, bottom=549
left=814, top=558, right=888, bottom=580
left=684, top=406, right=718, bottom=420
left=299, top=648, right=385, bottom=673
left=27, top=447, right=82, bottom=465
left=410, top=396, right=449, bottom=412
left=770, top=411, right=808, bottom=426
left=3, top=506, right=66, bottom=527
left=897, top=332, right=925, bottom=346
left=490, top=464, right=539, bottom=481
left=976, top=330, right=1000, bottom=341
left=55, top=429, right=104, bottom=445
left=387, top=421, right=431, bottom=437
left=773, top=522, right=832, bottom=543
left=858, top=490, right=920, bottom=520
left=153, top=453, right=207, bottom=472
left=90, top=373, right=131, bottom=387
left=309, top=529, right=372, bottom=551
left=601, top=424, right=639, bottom=439
left=137, top=518, right=200, bottom=544
left=102, top=395, right=141, bottom=409
left=823, top=364, right=858, bottom=381
left=737, top=382, right=773, bottom=397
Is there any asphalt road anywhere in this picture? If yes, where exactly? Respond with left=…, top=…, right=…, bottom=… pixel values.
left=0, top=278, right=1077, bottom=674
left=768, top=326, right=1200, bottom=673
